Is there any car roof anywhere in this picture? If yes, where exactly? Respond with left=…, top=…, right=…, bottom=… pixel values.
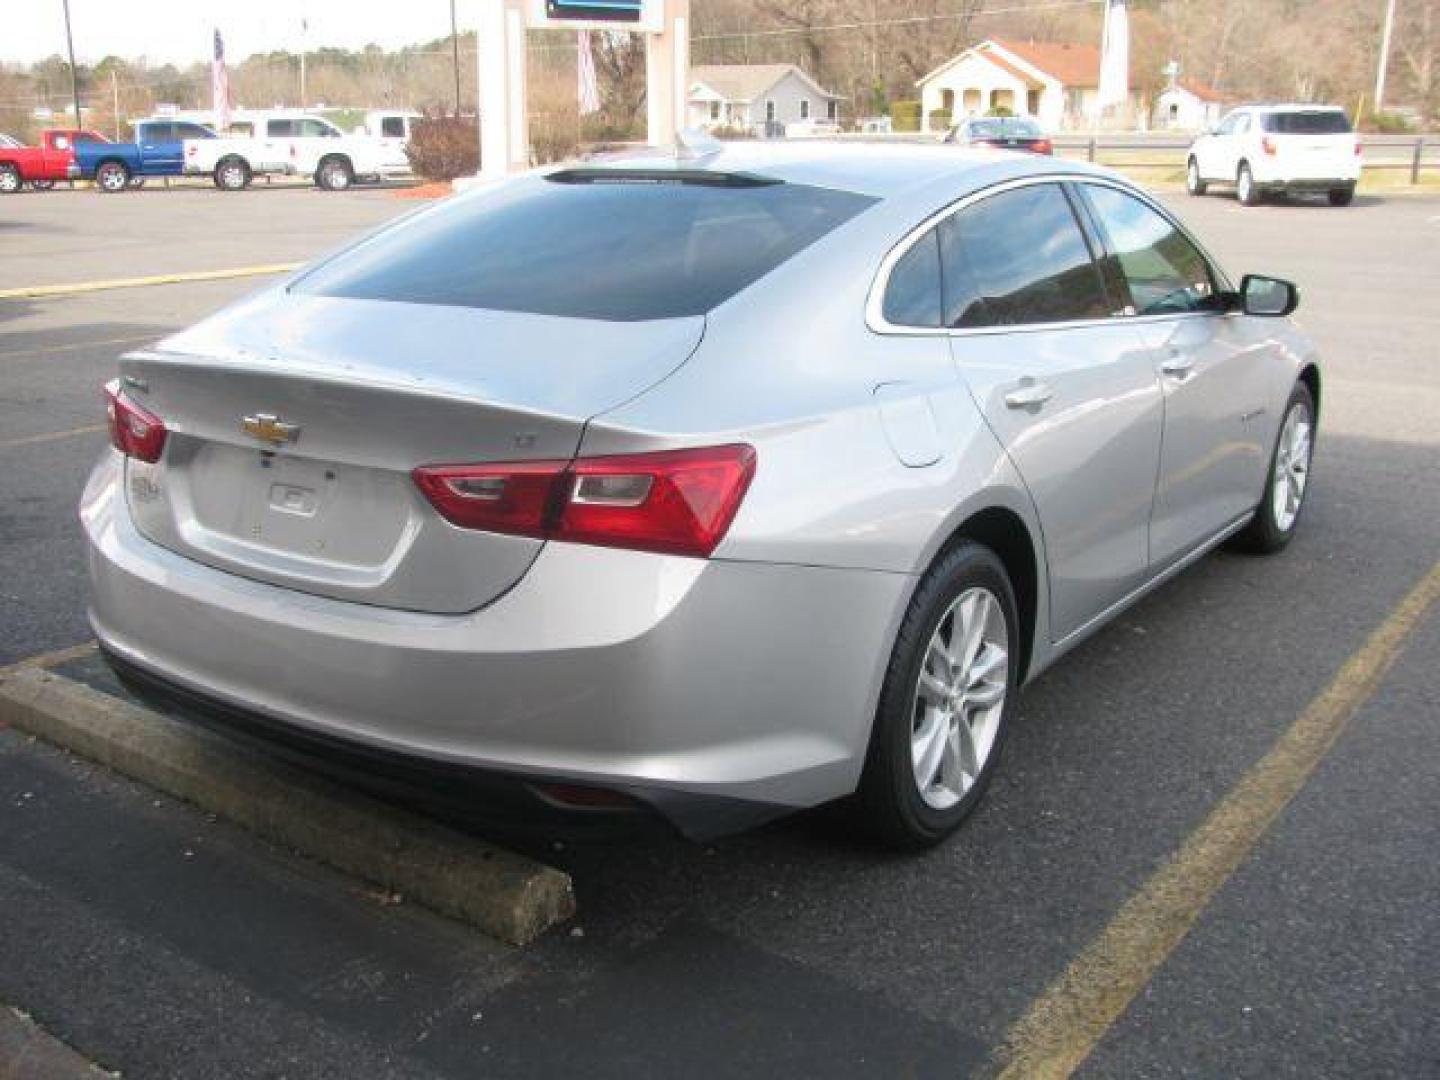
left=574, top=140, right=1083, bottom=199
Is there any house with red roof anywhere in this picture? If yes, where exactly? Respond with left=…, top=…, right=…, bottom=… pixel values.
left=1153, top=76, right=1227, bottom=132
left=916, top=38, right=1139, bottom=131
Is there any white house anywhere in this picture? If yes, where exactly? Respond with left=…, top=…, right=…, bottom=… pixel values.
left=1153, top=79, right=1225, bottom=132
left=688, top=64, right=841, bottom=135
left=917, top=38, right=1139, bottom=131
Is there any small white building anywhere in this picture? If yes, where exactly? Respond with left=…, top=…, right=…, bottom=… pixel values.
left=688, top=64, right=841, bottom=136
left=1153, top=80, right=1225, bottom=132
left=917, top=38, right=1139, bottom=132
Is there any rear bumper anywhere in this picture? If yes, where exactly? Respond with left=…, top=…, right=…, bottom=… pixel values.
left=83, top=451, right=909, bottom=835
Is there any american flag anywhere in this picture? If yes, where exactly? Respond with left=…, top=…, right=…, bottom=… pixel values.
left=212, top=29, right=232, bottom=132
left=577, top=31, right=601, bottom=116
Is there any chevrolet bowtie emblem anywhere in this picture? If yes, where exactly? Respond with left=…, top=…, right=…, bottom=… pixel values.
left=242, top=413, right=300, bottom=445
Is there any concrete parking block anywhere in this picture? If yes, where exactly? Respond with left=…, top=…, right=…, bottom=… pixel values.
left=0, top=1005, right=112, bottom=1079
left=0, top=663, right=575, bottom=947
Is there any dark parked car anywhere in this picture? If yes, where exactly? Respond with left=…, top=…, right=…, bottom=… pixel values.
left=944, top=116, right=1053, bottom=155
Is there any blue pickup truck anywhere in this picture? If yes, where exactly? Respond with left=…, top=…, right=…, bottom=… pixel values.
left=71, top=119, right=217, bottom=192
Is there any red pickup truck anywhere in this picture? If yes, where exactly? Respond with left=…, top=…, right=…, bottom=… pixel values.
left=0, top=129, right=108, bottom=193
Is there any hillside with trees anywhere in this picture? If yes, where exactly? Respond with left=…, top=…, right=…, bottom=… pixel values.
left=1, top=0, right=1432, bottom=144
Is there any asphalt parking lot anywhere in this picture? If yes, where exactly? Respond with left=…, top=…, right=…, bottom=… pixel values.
left=2, top=183, right=1437, bottom=1078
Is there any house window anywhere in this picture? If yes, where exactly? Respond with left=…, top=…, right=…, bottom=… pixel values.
left=801, top=99, right=811, bottom=120
left=766, top=100, right=776, bottom=122
left=710, top=101, right=721, bottom=121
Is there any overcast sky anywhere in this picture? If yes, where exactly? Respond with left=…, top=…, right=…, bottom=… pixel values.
left=5, top=0, right=462, bottom=65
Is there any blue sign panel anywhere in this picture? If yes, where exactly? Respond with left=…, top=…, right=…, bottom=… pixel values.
left=546, top=0, right=643, bottom=22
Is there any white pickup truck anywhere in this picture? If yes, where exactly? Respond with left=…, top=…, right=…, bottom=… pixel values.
left=1186, top=104, right=1361, bottom=207
left=179, top=110, right=411, bottom=191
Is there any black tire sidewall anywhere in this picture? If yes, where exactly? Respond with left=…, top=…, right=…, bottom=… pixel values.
left=858, top=542, right=1020, bottom=848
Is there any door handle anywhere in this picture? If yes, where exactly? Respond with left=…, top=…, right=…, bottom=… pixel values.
left=1004, top=380, right=1054, bottom=408
left=1159, top=352, right=1196, bottom=377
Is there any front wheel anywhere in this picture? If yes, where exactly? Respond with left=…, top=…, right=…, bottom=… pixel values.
left=1232, top=383, right=1316, bottom=554
left=855, top=542, right=1019, bottom=850
left=1186, top=157, right=1207, bottom=196
left=1236, top=162, right=1262, bottom=206
left=315, top=156, right=353, bottom=191
left=1328, top=184, right=1355, bottom=207
left=0, top=164, right=21, bottom=194
left=95, top=161, right=131, bottom=193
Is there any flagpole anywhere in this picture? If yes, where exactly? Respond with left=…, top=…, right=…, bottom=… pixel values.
left=1093, top=0, right=1111, bottom=135
left=61, top=0, right=83, bottom=128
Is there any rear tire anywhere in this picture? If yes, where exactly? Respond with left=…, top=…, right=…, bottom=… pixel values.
left=1231, top=382, right=1316, bottom=554
left=1328, top=184, right=1355, bottom=207
left=854, top=542, right=1019, bottom=850
left=213, top=157, right=251, bottom=191
left=95, top=160, right=130, bottom=193
left=1186, top=157, right=1207, bottom=196
left=1236, top=162, right=1262, bottom=206
left=0, top=164, right=20, bottom=194
left=315, top=156, right=353, bottom=191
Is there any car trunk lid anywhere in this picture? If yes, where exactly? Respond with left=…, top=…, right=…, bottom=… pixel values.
left=119, top=292, right=704, bottom=613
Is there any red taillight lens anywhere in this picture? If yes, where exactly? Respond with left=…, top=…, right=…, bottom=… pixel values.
left=104, top=379, right=167, bottom=463
left=411, top=460, right=567, bottom=535
left=1354, top=141, right=1363, bottom=156
left=1033, top=139, right=1053, bottom=155
left=1262, top=136, right=1277, bottom=156
left=413, top=444, right=757, bottom=559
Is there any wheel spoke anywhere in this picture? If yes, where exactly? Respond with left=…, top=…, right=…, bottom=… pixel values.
left=912, top=710, right=948, bottom=790
left=956, top=592, right=989, bottom=674
left=918, top=670, right=949, bottom=705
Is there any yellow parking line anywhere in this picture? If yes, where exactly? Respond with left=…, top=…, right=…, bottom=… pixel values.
left=0, top=262, right=303, bottom=300
left=1, top=424, right=107, bottom=450
left=995, top=559, right=1440, bottom=1080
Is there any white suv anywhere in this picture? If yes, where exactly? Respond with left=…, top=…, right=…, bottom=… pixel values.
left=1187, top=105, right=1361, bottom=207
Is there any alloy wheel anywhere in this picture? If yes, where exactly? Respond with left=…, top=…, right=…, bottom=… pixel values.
left=910, top=587, right=1009, bottom=810
left=1271, top=400, right=1312, bottom=532
left=0, top=167, right=20, bottom=193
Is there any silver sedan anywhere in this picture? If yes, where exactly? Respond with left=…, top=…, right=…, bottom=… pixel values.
left=84, top=143, right=1319, bottom=847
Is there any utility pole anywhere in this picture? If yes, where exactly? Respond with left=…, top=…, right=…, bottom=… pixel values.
left=111, top=67, right=120, bottom=140
left=61, top=0, right=83, bottom=127
left=1374, top=0, right=1397, bottom=112
left=299, top=16, right=308, bottom=107
left=450, top=0, right=462, bottom=114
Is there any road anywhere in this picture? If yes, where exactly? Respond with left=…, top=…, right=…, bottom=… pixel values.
left=1, top=183, right=1437, bottom=1078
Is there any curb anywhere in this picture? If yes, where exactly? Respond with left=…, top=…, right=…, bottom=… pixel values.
left=0, top=663, right=575, bottom=946
left=0, top=1005, right=113, bottom=1079
left=0, top=263, right=303, bottom=300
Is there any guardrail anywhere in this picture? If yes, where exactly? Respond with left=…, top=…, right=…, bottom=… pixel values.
left=1049, top=136, right=1436, bottom=182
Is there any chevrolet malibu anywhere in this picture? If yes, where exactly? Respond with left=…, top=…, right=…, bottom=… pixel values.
left=84, top=143, right=1319, bottom=848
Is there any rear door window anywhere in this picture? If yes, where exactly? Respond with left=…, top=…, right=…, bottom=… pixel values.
left=267, top=119, right=296, bottom=138
left=296, top=173, right=877, bottom=321
left=938, top=183, right=1113, bottom=328
left=1262, top=111, right=1352, bottom=134
left=1077, top=184, right=1218, bottom=316
left=380, top=116, right=407, bottom=138
left=297, top=119, right=336, bottom=138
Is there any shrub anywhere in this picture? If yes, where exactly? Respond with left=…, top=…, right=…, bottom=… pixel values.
left=928, top=108, right=953, bottom=131
left=890, top=99, right=922, bottom=132
left=1366, top=110, right=1413, bottom=133
left=985, top=105, right=1015, bottom=118
left=405, top=111, right=479, bottom=181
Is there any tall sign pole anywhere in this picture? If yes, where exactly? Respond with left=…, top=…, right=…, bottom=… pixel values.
left=645, top=0, right=690, bottom=148
left=450, top=0, right=463, bottom=114
left=61, top=0, right=83, bottom=127
left=1374, top=0, right=1397, bottom=112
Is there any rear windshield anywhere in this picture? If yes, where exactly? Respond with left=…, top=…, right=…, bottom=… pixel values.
left=969, top=118, right=1044, bottom=139
left=295, top=174, right=877, bottom=321
left=1261, top=110, right=1351, bottom=134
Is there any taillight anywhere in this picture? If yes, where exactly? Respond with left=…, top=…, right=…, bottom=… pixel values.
left=186, top=144, right=196, bottom=157
left=1354, top=141, right=1363, bottom=156
left=104, top=379, right=167, bottom=463
left=1261, top=136, right=1277, bottom=156
left=413, top=444, right=756, bottom=558
left=1033, top=139, right=1053, bottom=155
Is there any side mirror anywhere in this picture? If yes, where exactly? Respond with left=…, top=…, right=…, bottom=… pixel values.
left=1239, top=274, right=1299, bottom=317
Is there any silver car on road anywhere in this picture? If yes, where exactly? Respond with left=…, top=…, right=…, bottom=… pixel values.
left=84, top=143, right=1319, bottom=847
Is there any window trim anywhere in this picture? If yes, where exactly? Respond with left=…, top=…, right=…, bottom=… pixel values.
left=865, top=173, right=1235, bottom=339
